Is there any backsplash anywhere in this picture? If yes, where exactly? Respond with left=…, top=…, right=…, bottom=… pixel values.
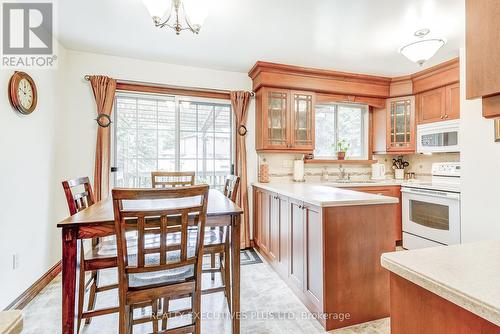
left=257, top=152, right=460, bottom=182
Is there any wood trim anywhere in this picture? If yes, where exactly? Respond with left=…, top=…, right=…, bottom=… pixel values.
left=4, top=260, right=62, bottom=310
left=303, top=159, right=377, bottom=165
left=316, top=93, right=386, bottom=108
left=249, top=61, right=391, bottom=98
left=116, top=81, right=231, bottom=100
left=411, top=58, right=460, bottom=94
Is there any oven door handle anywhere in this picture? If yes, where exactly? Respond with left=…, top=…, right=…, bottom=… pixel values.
left=401, top=187, right=460, bottom=200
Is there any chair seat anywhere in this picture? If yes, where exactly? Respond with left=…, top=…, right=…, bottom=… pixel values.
left=128, top=252, right=195, bottom=289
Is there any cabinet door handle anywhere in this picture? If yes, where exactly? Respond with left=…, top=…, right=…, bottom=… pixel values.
left=444, top=114, right=448, bottom=119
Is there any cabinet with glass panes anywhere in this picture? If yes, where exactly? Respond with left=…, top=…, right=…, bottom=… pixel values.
left=255, top=87, right=315, bottom=152
left=386, top=96, right=415, bottom=153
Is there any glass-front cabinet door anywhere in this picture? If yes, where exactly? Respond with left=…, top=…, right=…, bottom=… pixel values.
left=386, top=96, right=415, bottom=153
left=290, top=91, right=315, bottom=150
left=262, top=88, right=290, bottom=150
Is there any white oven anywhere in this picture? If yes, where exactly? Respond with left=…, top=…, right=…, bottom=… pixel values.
left=401, top=162, right=461, bottom=249
left=402, top=187, right=460, bottom=248
left=417, top=119, right=460, bottom=153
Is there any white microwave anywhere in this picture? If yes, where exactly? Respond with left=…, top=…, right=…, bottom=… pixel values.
left=417, top=120, right=460, bottom=153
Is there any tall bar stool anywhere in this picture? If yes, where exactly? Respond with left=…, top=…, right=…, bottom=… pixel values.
left=62, top=177, right=120, bottom=331
left=112, top=185, right=209, bottom=334
left=151, top=171, right=195, bottom=188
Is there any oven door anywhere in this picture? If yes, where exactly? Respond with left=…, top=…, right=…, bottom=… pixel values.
left=417, top=120, right=460, bottom=153
left=402, top=187, right=460, bottom=246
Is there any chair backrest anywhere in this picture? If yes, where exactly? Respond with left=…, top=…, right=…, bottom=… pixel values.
left=62, top=177, right=95, bottom=216
left=223, top=175, right=240, bottom=202
left=151, top=171, right=196, bottom=188
left=112, top=185, right=209, bottom=289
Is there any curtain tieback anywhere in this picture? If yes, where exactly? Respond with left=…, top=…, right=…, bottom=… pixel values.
left=237, top=124, right=247, bottom=136
left=95, top=113, right=112, bottom=128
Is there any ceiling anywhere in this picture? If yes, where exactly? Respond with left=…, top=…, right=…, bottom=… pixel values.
left=57, top=0, right=464, bottom=77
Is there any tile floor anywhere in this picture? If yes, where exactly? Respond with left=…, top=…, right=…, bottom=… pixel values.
left=22, top=255, right=390, bottom=334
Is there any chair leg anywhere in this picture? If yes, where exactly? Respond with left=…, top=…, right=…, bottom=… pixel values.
left=152, top=299, right=159, bottom=333
left=161, top=298, right=169, bottom=331
left=119, top=304, right=130, bottom=334
left=77, top=250, right=86, bottom=334
left=223, top=243, right=231, bottom=311
left=210, top=253, right=216, bottom=281
left=193, top=290, right=201, bottom=334
left=85, top=270, right=98, bottom=325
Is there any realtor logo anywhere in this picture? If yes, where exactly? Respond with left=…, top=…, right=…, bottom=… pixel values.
left=2, top=2, right=57, bottom=68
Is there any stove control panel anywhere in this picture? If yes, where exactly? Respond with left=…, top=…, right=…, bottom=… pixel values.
left=431, top=162, right=461, bottom=178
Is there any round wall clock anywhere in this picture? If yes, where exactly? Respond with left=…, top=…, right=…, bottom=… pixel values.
left=8, top=71, right=38, bottom=115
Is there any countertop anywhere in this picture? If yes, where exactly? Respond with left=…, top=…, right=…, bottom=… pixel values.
left=381, top=240, right=500, bottom=326
left=252, top=182, right=399, bottom=207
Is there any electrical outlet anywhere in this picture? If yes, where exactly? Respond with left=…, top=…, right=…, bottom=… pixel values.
left=12, top=253, right=19, bottom=270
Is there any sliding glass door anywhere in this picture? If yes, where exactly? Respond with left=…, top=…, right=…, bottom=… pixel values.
left=113, top=92, right=233, bottom=189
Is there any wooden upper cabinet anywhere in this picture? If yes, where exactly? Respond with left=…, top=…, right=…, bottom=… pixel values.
left=417, top=87, right=446, bottom=124
left=445, top=82, right=460, bottom=121
left=386, top=96, right=416, bottom=153
left=255, top=87, right=316, bottom=153
left=466, top=0, right=500, bottom=118
left=416, top=83, right=460, bottom=124
left=290, top=91, right=315, bottom=151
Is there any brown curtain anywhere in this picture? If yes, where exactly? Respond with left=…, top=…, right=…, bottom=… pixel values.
left=231, top=91, right=252, bottom=249
left=89, top=75, right=117, bottom=202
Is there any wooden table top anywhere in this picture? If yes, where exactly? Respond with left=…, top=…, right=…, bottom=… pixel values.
left=57, top=189, right=243, bottom=228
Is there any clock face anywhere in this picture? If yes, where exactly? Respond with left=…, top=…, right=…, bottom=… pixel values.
left=8, top=72, right=37, bottom=115
left=17, top=78, right=34, bottom=110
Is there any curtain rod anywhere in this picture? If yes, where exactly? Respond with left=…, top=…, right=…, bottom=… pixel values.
left=83, top=75, right=255, bottom=97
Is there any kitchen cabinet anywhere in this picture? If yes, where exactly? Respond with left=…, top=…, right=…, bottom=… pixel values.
left=416, top=83, right=460, bottom=124
left=252, top=185, right=397, bottom=330
left=386, top=96, right=416, bottom=153
left=445, top=82, right=460, bottom=121
left=345, top=186, right=402, bottom=244
left=255, top=87, right=315, bottom=152
left=466, top=0, right=500, bottom=106
left=254, top=188, right=271, bottom=255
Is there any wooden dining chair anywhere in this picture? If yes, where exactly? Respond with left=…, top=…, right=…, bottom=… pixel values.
left=62, top=177, right=120, bottom=331
left=112, top=185, right=209, bottom=334
left=151, top=171, right=195, bottom=188
left=202, top=175, right=240, bottom=309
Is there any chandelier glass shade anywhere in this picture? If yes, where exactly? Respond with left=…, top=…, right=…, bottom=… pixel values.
left=399, top=29, right=446, bottom=66
left=142, top=0, right=208, bottom=35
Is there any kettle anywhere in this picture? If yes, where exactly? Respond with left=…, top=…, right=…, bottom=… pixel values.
left=371, top=163, right=386, bottom=180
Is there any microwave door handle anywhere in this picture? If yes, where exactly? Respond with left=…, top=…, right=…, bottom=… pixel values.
left=401, top=187, right=460, bottom=200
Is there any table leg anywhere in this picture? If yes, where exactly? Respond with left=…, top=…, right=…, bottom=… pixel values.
left=230, top=215, right=241, bottom=334
left=62, top=227, right=81, bottom=334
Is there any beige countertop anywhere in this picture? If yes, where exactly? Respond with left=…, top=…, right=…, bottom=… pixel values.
left=381, top=240, right=500, bottom=326
left=252, top=182, right=399, bottom=207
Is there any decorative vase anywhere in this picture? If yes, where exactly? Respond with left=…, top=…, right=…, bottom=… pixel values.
left=338, top=151, right=346, bottom=160
left=395, top=168, right=405, bottom=180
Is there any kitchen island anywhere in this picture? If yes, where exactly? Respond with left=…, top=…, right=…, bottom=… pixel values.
left=252, top=182, right=399, bottom=330
left=382, top=241, right=500, bottom=333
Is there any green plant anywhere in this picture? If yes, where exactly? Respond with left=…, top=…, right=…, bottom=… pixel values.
left=336, top=139, right=350, bottom=153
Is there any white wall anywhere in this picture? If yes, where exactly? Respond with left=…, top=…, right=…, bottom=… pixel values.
left=460, top=48, right=500, bottom=242
left=0, top=43, right=68, bottom=309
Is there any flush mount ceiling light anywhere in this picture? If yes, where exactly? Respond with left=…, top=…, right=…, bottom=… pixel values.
left=399, top=29, right=446, bottom=66
left=142, top=0, right=208, bottom=35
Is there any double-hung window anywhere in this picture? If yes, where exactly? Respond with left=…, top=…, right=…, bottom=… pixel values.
left=113, top=92, right=233, bottom=189
left=314, top=103, right=369, bottom=159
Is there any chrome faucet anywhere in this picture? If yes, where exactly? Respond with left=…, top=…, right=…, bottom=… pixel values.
left=338, top=166, right=350, bottom=181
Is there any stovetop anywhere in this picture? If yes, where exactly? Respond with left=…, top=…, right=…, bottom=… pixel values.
left=401, top=162, right=461, bottom=193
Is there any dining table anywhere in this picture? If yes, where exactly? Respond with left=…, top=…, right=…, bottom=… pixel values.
left=57, top=188, right=243, bottom=334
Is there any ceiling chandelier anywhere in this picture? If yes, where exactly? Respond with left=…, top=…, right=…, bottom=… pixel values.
left=142, top=0, right=208, bottom=35
left=399, top=29, right=446, bottom=66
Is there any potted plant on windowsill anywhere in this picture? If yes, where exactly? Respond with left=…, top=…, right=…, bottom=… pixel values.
left=336, top=140, right=350, bottom=160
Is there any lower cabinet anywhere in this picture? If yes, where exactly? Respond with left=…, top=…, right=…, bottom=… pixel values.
left=345, top=185, right=402, bottom=244
left=253, top=187, right=323, bottom=312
